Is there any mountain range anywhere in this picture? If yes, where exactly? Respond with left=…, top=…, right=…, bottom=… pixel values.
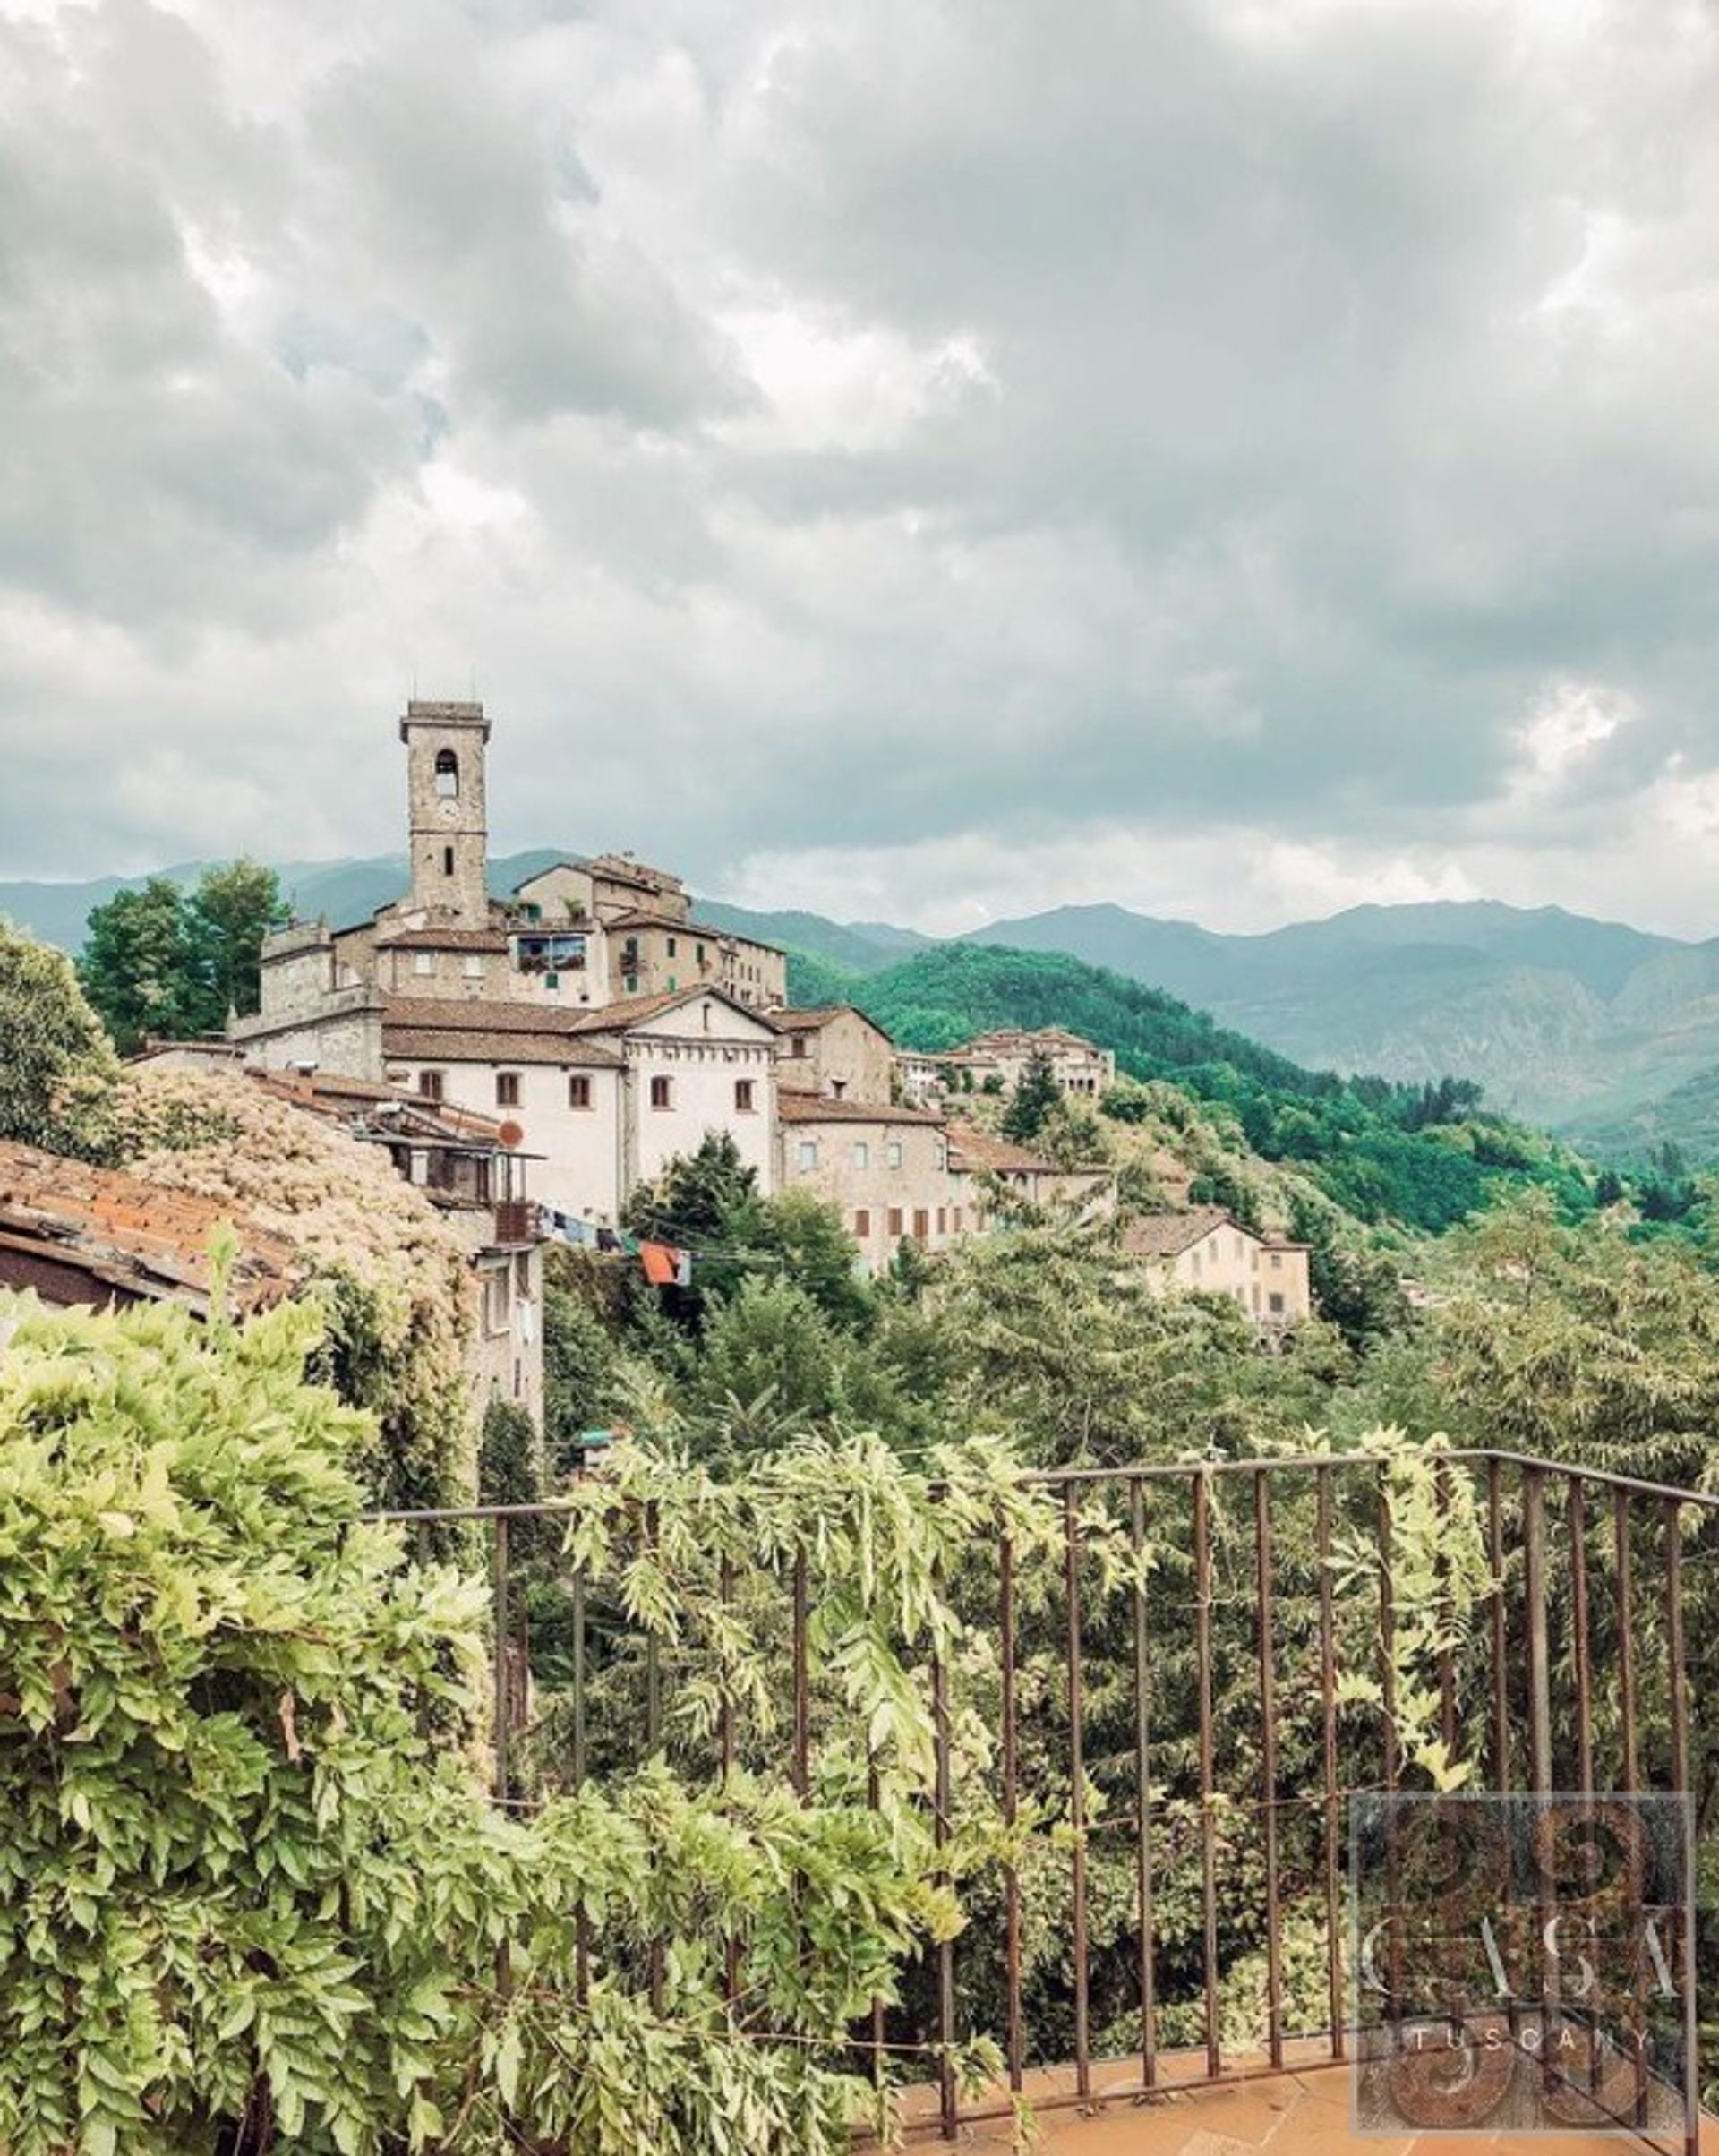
left=4, top=859, right=1716, bottom=1162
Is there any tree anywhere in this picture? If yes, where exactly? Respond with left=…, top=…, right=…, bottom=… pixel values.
left=78, top=862, right=287, bottom=1051
left=0, top=920, right=119, bottom=1159
left=77, top=876, right=195, bottom=1052
left=1001, top=1048, right=1060, bottom=1142
left=186, top=859, right=288, bottom=1026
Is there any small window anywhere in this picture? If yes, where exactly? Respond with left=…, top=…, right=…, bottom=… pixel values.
left=885, top=1142, right=902, bottom=1169
left=1270, top=1252, right=1282, bottom=1270
left=851, top=1141, right=868, bottom=1168
left=624, top=975, right=638, bottom=995
left=443, top=846, right=454, bottom=877
left=649, top=1075, right=671, bottom=1110
left=435, top=749, right=459, bottom=800
left=464, top=954, right=485, bottom=979
left=569, top=1074, right=593, bottom=1109
left=952, top=1207, right=963, bottom=1232
left=1269, top=1293, right=1286, bottom=1315
left=936, top=1207, right=946, bottom=1235
left=735, top=1079, right=756, bottom=1112
left=667, top=976, right=677, bottom=992
left=797, top=1140, right=818, bottom=1169
left=913, top=1210, right=929, bottom=1239
left=419, top=1070, right=444, bottom=1102
left=886, top=1207, right=903, bottom=1238
left=667, top=937, right=677, bottom=957
left=696, top=943, right=706, bottom=962
left=791, top=1036, right=808, bottom=1058
left=496, top=1073, right=520, bottom=1108
left=854, top=1208, right=871, bottom=1237
left=414, top=951, right=436, bottom=976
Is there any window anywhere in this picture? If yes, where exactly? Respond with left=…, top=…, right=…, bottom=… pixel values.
left=797, top=1140, right=818, bottom=1169
left=913, top=1209, right=929, bottom=1240
left=886, top=1207, right=903, bottom=1238
left=854, top=1208, right=871, bottom=1237
left=936, top=1207, right=946, bottom=1235
left=649, top=1075, right=672, bottom=1110
left=624, top=974, right=638, bottom=995
left=952, top=1207, right=963, bottom=1232
left=851, top=1141, right=868, bottom=1168
left=667, top=977, right=677, bottom=992
left=434, top=749, right=459, bottom=799
left=496, top=1072, right=520, bottom=1108
left=1269, top=1293, right=1286, bottom=1316
left=484, top=1270, right=509, bottom=1332
left=443, top=846, right=454, bottom=877
left=569, top=1074, right=593, bottom=1109
left=696, top=943, right=706, bottom=963
left=1270, top=1252, right=1282, bottom=1270
left=791, top=1036, right=808, bottom=1058
left=413, top=951, right=436, bottom=976
left=831, top=1079, right=847, bottom=1099
left=735, top=1079, right=756, bottom=1112
left=885, top=1142, right=902, bottom=1169
left=667, top=937, right=678, bottom=957
left=464, top=954, right=485, bottom=978
left=419, top=1070, right=444, bottom=1102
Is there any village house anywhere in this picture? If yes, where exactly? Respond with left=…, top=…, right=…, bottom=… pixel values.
left=1120, top=1206, right=1313, bottom=1328
left=771, top=1005, right=897, bottom=1104
left=777, top=1093, right=963, bottom=1271
left=931, top=1025, right=1116, bottom=1100
left=944, top=1122, right=1114, bottom=1219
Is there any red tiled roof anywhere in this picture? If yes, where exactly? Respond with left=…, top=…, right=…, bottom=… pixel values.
left=1119, top=1207, right=1236, bottom=1258
left=570, top=987, right=783, bottom=1036
left=945, top=1122, right=1056, bottom=1176
left=768, top=1004, right=891, bottom=1039
left=0, top=1141, right=299, bottom=1315
left=375, top=928, right=509, bottom=952
left=776, top=1092, right=944, bottom=1125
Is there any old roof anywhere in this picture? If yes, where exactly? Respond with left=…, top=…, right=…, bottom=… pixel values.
left=768, top=1004, right=892, bottom=1039
left=944, top=1123, right=1057, bottom=1176
left=244, top=1067, right=514, bottom=1142
left=0, top=1141, right=299, bottom=1317
left=1119, top=1207, right=1239, bottom=1258
left=605, top=908, right=783, bottom=954
left=374, top=928, right=510, bottom=952
left=380, top=997, right=626, bottom=1068
left=570, top=986, right=783, bottom=1037
left=945, top=1026, right=1108, bottom=1059
left=776, top=1092, right=945, bottom=1126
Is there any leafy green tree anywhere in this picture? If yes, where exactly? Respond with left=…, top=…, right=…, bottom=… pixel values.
left=186, top=858, right=288, bottom=1026
left=1001, top=1048, right=1060, bottom=1141
left=0, top=920, right=119, bottom=1158
left=77, top=875, right=195, bottom=1052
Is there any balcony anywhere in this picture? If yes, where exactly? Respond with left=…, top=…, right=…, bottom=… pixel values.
left=491, top=1198, right=533, bottom=1245
left=380, top=1448, right=1712, bottom=2149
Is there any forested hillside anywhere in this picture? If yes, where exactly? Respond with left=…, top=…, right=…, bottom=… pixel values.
left=845, top=942, right=1598, bottom=1233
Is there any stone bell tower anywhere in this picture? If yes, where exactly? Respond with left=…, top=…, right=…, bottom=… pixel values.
left=400, top=698, right=492, bottom=928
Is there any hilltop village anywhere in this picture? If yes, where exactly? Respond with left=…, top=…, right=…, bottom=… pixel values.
left=144, top=701, right=1295, bottom=1293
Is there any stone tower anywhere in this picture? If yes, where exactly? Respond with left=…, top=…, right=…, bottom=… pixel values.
left=400, top=698, right=492, bottom=928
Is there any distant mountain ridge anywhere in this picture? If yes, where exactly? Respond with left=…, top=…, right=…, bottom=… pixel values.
left=4, top=860, right=1715, bottom=1159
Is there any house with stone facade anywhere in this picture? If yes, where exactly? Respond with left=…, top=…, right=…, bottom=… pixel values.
left=771, top=1005, right=897, bottom=1105
left=928, top=1026, right=1116, bottom=1100
left=1121, top=1206, right=1313, bottom=1329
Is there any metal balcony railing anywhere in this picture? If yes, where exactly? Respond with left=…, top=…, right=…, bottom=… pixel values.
left=379, top=1447, right=1712, bottom=2152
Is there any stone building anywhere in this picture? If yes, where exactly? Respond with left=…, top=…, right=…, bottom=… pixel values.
left=1120, top=1206, right=1313, bottom=1328
left=777, top=1092, right=963, bottom=1271
left=932, top=1026, right=1116, bottom=1099
left=771, top=1005, right=897, bottom=1105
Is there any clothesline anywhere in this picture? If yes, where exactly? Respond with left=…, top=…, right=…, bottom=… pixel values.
left=536, top=1205, right=787, bottom=1283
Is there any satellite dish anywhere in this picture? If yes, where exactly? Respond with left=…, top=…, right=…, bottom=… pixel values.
left=498, top=1120, right=525, bottom=1149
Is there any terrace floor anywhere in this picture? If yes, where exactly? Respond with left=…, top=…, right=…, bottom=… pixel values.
left=894, top=2040, right=1717, bottom=2152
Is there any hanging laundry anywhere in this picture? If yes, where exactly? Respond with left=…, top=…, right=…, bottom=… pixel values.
left=639, top=1240, right=680, bottom=1288
left=673, top=1249, right=693, bottom=1288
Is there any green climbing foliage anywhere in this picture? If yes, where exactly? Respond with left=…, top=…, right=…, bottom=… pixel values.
left=0, top=919, right=120, bottom=1161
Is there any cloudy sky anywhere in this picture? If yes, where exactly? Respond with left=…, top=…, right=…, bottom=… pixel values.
left=4, top=0, right=1718, bottom=936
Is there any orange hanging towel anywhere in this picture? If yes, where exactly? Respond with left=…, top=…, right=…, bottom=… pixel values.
left=639, top=1241, right=680, bottom=1287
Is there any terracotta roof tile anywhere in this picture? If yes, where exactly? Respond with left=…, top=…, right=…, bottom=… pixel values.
left=1119, top=1207, right=1237, bottom=1258
left=776, top=1092, right=945, bottom=1126
left=944, top=1122, right=1056, bottom=1176
left=0, top=1141, right=299, bottom=1315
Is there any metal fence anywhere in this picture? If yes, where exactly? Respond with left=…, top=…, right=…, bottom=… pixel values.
left=379, top=1446, right=1712, bottom=2148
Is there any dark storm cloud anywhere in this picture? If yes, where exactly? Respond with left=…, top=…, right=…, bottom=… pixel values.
left=0, top=0, right=1715, bottom=929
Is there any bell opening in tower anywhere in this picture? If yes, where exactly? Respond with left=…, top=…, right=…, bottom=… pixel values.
left=435, top=749, right=459, bottom=800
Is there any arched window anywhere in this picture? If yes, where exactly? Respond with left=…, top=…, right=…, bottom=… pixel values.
left=434, top=749, right=459, bottom=800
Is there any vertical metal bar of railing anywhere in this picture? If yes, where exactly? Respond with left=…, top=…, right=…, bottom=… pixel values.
left=932, top=1616, right=956, bottom=2140
left=1488, top=1457, right=1510, bottom=1791
left=1063, top=1482, right=1091, bottom=2102
left=998, top=1532, right=1023, bottom=2094
left=1316, top=1466, right=1344, bottom=2063
left=1614, top=1487, right=1638, bottom=1792
left=791, top=1547, right=810, bottom=1798
left=1664, top=1497, right=1698, bottom=2156
left=1130, top=1479, right=1158, bottom=2089
left=718, top=1553, right=740, bottom=2010
left=1568, top=1475, right=1594, bottom=1799
left=1253, top=1468, right=1284, bottom=2070
left=1193, top=1470, right=1221, bottom=2080
left=492, top=1514, right=510, bottom=1802
left=1523, top=1466, right=1552, bottom=1799
left=1377, top=1469, right=1398, bottom=1799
